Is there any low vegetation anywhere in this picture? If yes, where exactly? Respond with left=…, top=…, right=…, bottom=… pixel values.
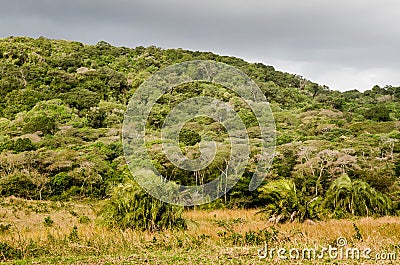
left=0, top=197, right=399, bottom=264
left=99, top=180, right=186, bottom=231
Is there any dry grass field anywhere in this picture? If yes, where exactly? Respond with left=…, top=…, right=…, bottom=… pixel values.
left=0, top=197, right=399, bottom=264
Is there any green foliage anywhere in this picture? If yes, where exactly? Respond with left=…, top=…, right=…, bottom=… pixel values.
left=276, top=133, right=294, bottom=145
left=43, top=216, right=54, bottom=227
left=0, top=36, right=399, bottom=215
left=238, top=109, right=258, bottom=127
left=23, top=115, right=56, bottom=135
left=352, top=223, right=363, bottom=241
left=78, top=215, right=91, bottom=224
left=364, top=105, right=391, bottom=122
left=257, top=179, right=321, bottom=222
left=0, top=174, right=36, bottom=199
left=99, top=180, right=186, bottom=231
left=0, top=242, right=22, bottom=261
left=395, top=159, right=400, bottom=177
left=68, top=225, right=79, bottom=242
left=270, top=147, right=297, bottom=179
left=179, top=128, right=201, bottom=146
left=0, top=224, right=11, bottom=233
left=0, top=138, right=36, bottom=153
left=87, top=108, right=106, bottom=128
left=3, top=89, right=49, bottom=118
left=62, top=88, right=100, bottom=110
left=49, top=173, right=74, bottom=197
left=323, top=174, right=394, bottom=217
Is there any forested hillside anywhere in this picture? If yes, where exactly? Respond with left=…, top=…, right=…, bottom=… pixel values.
left=0, top=36, right=399, bottom=219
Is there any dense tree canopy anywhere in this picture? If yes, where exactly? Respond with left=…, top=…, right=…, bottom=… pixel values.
left=0, top=36, right=399, bottom=220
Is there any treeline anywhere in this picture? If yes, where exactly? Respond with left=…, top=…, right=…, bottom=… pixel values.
left=0, top=36, right=399, bottom=220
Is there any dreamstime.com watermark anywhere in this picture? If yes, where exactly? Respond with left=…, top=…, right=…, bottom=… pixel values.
left=122, top=60, right=275, bottom=206
left=257, top=237, right=397, bottom=261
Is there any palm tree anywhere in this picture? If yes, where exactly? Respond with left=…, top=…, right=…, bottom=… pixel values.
left=323, top=174, right=393, bottom=217
left=99, top=179, right=186, bottom=231
left=257, top=179, right=320, bottom=223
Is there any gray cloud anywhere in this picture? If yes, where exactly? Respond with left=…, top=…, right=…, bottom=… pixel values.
left=1, top=0, right=399, bottom=91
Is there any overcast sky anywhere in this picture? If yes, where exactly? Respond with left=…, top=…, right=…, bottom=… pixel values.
left=1, top=0, right=399, bottom=91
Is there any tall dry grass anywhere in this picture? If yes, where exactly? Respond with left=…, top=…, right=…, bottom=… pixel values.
left=0, top=197, right=399, bottom=263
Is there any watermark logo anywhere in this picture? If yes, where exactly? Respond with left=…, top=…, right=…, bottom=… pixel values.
left=258, top=237, right=397, bottom=261
left=122, top=60, right=275, bottom=206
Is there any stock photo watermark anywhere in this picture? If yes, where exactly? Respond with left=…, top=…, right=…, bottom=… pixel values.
left=257, top=237, right=397, bottom=261
left=122, top=60, right=276, bottom=206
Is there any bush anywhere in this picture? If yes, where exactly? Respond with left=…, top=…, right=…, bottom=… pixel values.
left=0, top=224, right=11, bottom=233
left=179, top=128, right=201, bottom=146
left=364, top=105, right=390, bottom=122
left=257, top=179, right=321, bottom=223
left=43, top=216, right=54, bottom=227
left=276, top=133, right=294, bottom=145
left=99, top=180, right=186, bottom=231
left=0, top=242, right=22, bottom=261
left=0, top=174, right=36, bottom=199
left=62, top=88, right=100, bottom=110
left=23, top=115, right=56, bottom=135
left=78, top=215, right=91, bottom=224
left=50, top=173, right=74, bottom=196
left=0, top=138, right=36, bottom=153
left=87, top=108, right=106, bottom=128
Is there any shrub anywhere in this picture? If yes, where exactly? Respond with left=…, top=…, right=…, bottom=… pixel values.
left=68, top=225, right=79, bottom=242
left=0, top=224, right=11, bottom=233
left=179, top=128, right=201, bottom=146
left=364, top=105, right=390, bottom=122
left=0, top=174, right=36, bottom=199
left=0, top=138, right=36, bottom=153
left=99, top=180, right=186, bottom=231
left=23, top=115, right=56, bottom=135
left=50, top=173, right=74, bottom=196
left=88, top=108, right=106, bottom=128
left=257, top=179, right=321, bottom=223
left=78, top=215, right=91, bottom=224
left=62, top=88, right=100, bottom=110
left=0, top=242, right=22, bottom=261
left=43, top=216, right=54, bottom=227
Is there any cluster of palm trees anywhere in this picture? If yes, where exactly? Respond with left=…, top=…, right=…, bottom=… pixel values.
left=99, top=174, right=394, bottom=231
left=257, top=175, right=394, bottom=223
